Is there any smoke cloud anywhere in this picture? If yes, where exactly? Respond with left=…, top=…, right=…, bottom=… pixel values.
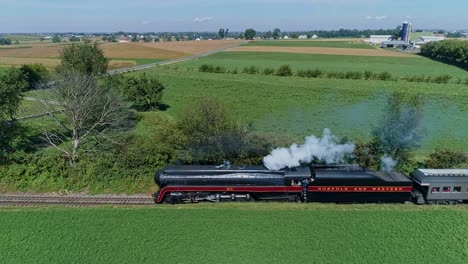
left=263, top=128, right=355, bottom=170
left=380, top=155, right=397, bottom=172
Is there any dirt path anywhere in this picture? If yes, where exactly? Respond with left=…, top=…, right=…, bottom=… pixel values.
left=227, top=46, right=416, bottom=57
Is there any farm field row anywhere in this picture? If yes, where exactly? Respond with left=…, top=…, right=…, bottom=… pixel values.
left=244, top=40, right=375, bottom=49
left=174, top=51, right=468, bottom=78
left=0, top=57, right=136, bottom=69
left=0, top=204, right=466, bottom=264
left=134, top=68, right=468, bottom=154
left=229, top=46, right=414, bottom=57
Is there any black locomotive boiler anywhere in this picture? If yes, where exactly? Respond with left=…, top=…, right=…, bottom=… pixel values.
left=154, top=164, right=420, bottom=204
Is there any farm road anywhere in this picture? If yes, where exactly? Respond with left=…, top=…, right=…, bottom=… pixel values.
left=107, top=41, right=247, bottom=75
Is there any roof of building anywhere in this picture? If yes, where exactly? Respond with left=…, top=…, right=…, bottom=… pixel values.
left=381, top=41, right=409, bottom=45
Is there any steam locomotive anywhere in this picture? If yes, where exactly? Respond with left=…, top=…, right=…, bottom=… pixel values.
left=154, top=165, right=468, bottom=205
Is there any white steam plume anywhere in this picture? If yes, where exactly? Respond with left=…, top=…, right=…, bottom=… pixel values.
left=380, top=155, right=397, bottom=172
left=263, top=129, right=355, bottom=170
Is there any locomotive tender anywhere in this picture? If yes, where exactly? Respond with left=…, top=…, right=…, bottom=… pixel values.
left=154, top=165, right=468, bottom=205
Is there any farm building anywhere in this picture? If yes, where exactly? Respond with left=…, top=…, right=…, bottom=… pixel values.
left=420, top=35, right=445, bottom=43
left=311, top=34, right=318, bottom=39
left=118, top=37, right=130, bottom=43
left=298, top=35, right=308, bottom=39
left=381, top=40, right=411, bottom=49
left=367, top=35, right=392, bottom=44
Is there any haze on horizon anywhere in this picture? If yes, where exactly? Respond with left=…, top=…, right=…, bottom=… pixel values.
left=0, top=0, right=467, bottom=33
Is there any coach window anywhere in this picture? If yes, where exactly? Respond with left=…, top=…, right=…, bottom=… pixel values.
left=442, top=187, right=451, bottom=192
left=453, top=187, right=461, bottom=193
left=431, top=187, right=440, bottom=193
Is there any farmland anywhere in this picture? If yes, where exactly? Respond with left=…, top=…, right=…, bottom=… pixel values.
left=175, top=51, right=467, bottom=78
left=133, top=67, right=468, bottom=155
left=244, top=40, right=375, bottom=49
left=0, top=204, right=467, bottom=264
left=0, top=40, right=244, bottom=69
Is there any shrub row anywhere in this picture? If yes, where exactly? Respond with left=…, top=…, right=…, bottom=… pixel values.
left=198, top=64, right=465, bottom=84
left=420, top=39, right=468, bottom=70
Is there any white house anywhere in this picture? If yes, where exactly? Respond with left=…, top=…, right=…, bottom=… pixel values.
left=298, top=35, right=308, bottom=39
left=283, top=35, right=289, bottom=39
left=311, top=34, right=318, bottom=39
left=367, top=35, right=392, bottom=45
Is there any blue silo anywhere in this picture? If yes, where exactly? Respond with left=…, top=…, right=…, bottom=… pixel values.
left=401, top=22, right=412, bottom=43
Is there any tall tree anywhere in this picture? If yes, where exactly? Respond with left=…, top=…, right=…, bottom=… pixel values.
left=244, top=28, right=257, bottom=40
left=0, top=68, right=28, bottom=120
left=52, top=35, right=61, bottom=43
left=37, top=72, right=129, bottom=165
left=272, top=28, right=281, bottom=39
left=264, top=31, right=272, bottom=39
left=218, top=28, right=225, bottom=39
left=57, top=42, right=109, bottom=76
left=120, top=73, right=166, bottom=111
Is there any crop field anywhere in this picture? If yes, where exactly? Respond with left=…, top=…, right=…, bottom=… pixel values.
left=133, top=68, right=468, bottom=154
left=0, top=204, right=466, bottom=264
left=229, top=46, right=417, bottom=58
left=245, top=40, right=374, bottom=49
left=0, top=40, right=244, bottom=69
left=174, top=51, right=468, bottom=78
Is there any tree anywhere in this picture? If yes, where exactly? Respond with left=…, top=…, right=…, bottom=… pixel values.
left=57, top=42, right=109, bottom=76
left=178, top=98, right=247, bottom=164
left=425, top=149, right=467, bottom=168
left=0, top=68, right=28, bottom=120
left=0, top=38, right=12, bottom=45
left=218, top=29, right=225, bottom=39
left=69, top=36, right=80, bottom=42
left=391, top=25, right=402, bottom=40
left=370, top=93, right=424, bottom=170
left=264, top=31, right=272, bottom=39
left=19, top=64, right=50, bottom=91
left=273, top=28, right=281, bottom=39
left=144, top=35, right=153, bottom=42
left=120, top=73, right=165, bottom=111
left=52, top=35, right=61, bottom=43
left=37, top=71, right=130, bottom=165
left=244, top=28, right=257, bottom=40
left=131, top=35, right=139, bottom=42
left=225, top=29, right=229, bottom=38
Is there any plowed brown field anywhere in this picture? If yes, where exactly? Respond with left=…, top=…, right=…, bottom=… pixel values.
left=227, top=46, right=415, bottom=57
left=140, top=40, right=246, bottom=54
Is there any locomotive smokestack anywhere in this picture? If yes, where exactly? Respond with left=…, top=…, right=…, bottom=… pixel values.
left=263, top=128, right=355, bottom=171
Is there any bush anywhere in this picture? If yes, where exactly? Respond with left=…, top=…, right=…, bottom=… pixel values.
left=363, top=71, right=374, bottom=80
left=263, top=67, right=275, bottom=75
left=425, top=149, right=467, bottom=168
left=120, top=73, right=166, bottom=111
left=242, top=65, right=259, bottom=74
left=19, top=64, right=49, bottom=91
left=213, top=66, right=226, bottom=73
left=57, top=42, right=108, bottom=76
left=297, top=68, right=322, bottom=78
left=275, top=64, right=293, bottom=76
left=376, top=71, right=392, bottom=81
left=431, top=74, right=452, bottom=84
left=344, top=71, right=363, bottom=80
left=199, top=64, right=214, bottom=73
left=231, top=68, right=238, bottom=74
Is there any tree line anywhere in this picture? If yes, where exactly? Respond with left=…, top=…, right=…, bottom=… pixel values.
left=420, top=39, right=468, bottom=70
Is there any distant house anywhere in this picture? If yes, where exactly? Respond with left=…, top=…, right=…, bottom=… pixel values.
left=367, top=35, right=392, bottom=45
left=283, top=35, right=289, bottom=39
left=311, top=34, right=318, bottom=39
left=195, top=38, right=201, bottom=41
left=420, top=36, right=445, bottom=42
left=118, top=37, right=131, bottom=43
left=298, top=35, right=308, bottom=39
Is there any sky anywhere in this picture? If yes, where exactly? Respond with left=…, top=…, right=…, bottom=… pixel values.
left=0, top=0, right=467, bottom=33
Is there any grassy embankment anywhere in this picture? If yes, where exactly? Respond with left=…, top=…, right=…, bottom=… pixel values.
left=0, top=204, right=467, bottom=264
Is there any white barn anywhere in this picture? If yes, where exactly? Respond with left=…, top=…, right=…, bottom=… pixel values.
left=367, top=35, right=392, bottom=45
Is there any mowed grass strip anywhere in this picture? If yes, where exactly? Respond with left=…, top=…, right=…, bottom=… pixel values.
left=0, top=205, right=466, bottom=264
left=245, top=40, right=375, bottom=49
left=178, top=51, right=468, bottom=78
left=133, top=68, right=468, bottom=154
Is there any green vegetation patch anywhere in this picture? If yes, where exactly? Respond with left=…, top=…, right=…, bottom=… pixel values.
left=177, top=51, right=468, bottom=78
left=0, top=205, right=467, bottom=264
left=113, top=58, right=166, bottom=66
left=133, top=68, right=468, bottom=154
left=245, top=40, right=375, bottom=49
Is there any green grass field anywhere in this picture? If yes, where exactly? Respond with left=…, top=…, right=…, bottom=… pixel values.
left=134, top=68, right=468, bottom=155
left=178, top=51, right=468, bottom=78
left=0, top=204, right=467, bottom=264
left=245, top=40, right=374, bottom=49
left=112, top=58, right=166, bottom=66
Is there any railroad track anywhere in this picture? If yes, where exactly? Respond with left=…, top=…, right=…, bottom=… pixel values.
left=0, top=194, right=154, bottom=206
